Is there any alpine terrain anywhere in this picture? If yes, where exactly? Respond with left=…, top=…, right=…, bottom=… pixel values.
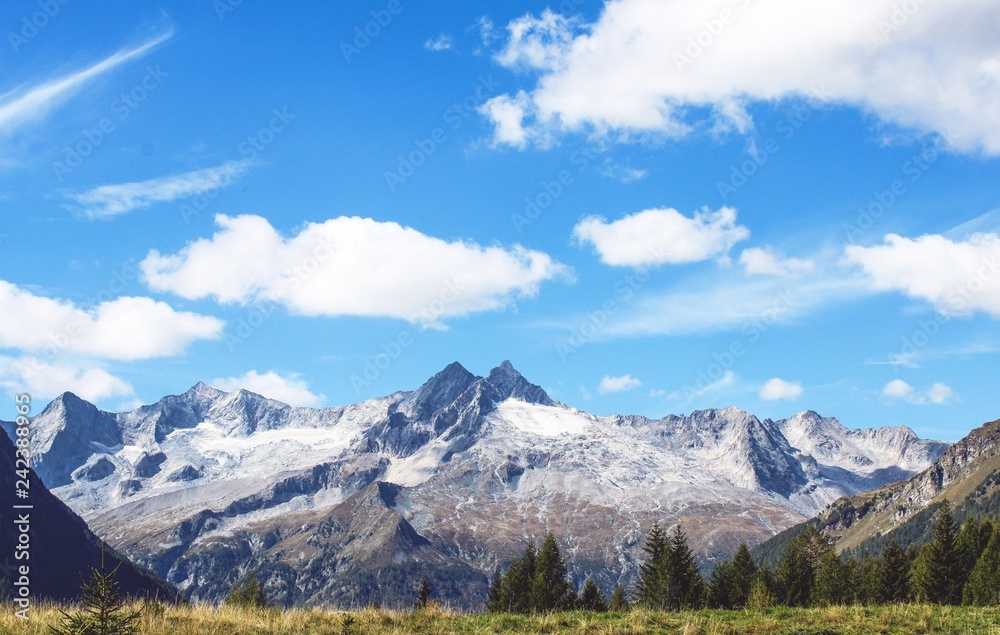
left=2, top=361, right=948, bottom=608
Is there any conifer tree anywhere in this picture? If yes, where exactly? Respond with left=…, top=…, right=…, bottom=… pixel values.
left=730, top=543, right=758, bottom=609
left=813, top=550, right=852, bottom=606
left=51, top=552, right=142, bottom=635
left=635, top=522, right=670, bottom=609
left=530, top=533, right=572, bottom=612
left=609, top=585, right=631, bottom=612
left=912, top=501, right=961, bottom=604
left=776, top=527, right=829, bottom=607
left=414, top=579, right=433, bottom=611
left=963, top=523, right=1000, bottom=606
left=877, top=537, right=910, bottom=604
left=956, top=517, right=981, bottom=592
left=665, top=524, right=706, bottom=610
left=746, top=575, right=775, bottom=610
left=708, top=559, right=736, bottom=609
left=578, top=577, right=608, bottom=611
left=224, top=571, right=269, bottom=609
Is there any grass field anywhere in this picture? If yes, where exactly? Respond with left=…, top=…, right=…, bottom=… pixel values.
left=3, top=604, right=1000, bottom=635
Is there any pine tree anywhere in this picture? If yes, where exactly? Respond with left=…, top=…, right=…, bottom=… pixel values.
left=609, top=585, right=631, bottom=612
left=956, top=517, right=981, bottom=592
left=876, top=537, right=910, bottom=604
left=912, top=501, right=962, bottom=604
left=709, top=559, right=736, bottom=609
left=776, top=526, right=829, bottom=607
left=414, top=578, right=433, bottom=610
left=813, top=551, right=852, bottom=606
left=963, top=523, right=1000, bottom=606
left=746, top=575, right=775, bottom=610
left=578, top=578, right=608, bottom=611
left=51, top=552, right=142, bottom=635
left=730, top=543, right=758, bottom=609
left=665, top=524, right=706, bottom=610
left=224, top=572, right=269, bottom=609
left=530, top=533, right=572, bottom=612
left=635, top=522, right=670, bottom=609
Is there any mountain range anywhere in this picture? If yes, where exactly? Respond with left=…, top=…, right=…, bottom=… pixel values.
left=2, top=361, right=949, bottom=608
left=755, top=415, right=1000, bottom=563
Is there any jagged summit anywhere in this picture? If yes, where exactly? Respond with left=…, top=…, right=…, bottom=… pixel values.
left=483, top=360, right=554, bottom=406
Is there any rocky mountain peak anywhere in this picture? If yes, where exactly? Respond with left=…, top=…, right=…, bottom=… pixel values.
left=483, top=360, right=553, bottom=406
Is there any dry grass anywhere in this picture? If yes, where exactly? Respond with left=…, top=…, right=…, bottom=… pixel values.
left=3, top=603, right=1000, bottom=634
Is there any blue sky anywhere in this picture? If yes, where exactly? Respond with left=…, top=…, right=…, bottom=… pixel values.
left=1, top=0, right=999, bottom=441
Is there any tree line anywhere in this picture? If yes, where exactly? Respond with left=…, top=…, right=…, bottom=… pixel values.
left=487, top=501, right=1000, bottom=613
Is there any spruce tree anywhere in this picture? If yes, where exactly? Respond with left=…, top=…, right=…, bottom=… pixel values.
left=963, top=523, right=1000, bottom=606
left=51, top=553, right=142, bottom=635
left=746, top=575, right=775, bottom=610
left=666, top=524, right=706, bottom=610
left=531, top=533, right=572, bottom=612
left=956, top=517, right=981, bottom=592
left=578, top=578, right=608, bottom=611
left=224, top=572, right=268, bottom=609
left=414, top=578, right=432, bottom=610
left=635, top=522, right=670, bottom=609
left=730, top=543, right=758, bottom=609
left=709, top=559, right=736, bottom=609
left=609, top=585, right=631, bottom=611
left=877, top=537, right=910, bottom=604
left=912, top=501, right=961, bottom=604
left=776, top=527, right=828, bottom=607
left=813, top=550, right=851, bottom=606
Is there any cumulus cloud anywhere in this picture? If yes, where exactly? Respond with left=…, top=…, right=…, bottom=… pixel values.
left=0, top=280, right=224, bottom=361
left=211, top=370, right=325, bottom=407
left=572, top=207, right=749, bottom=267
left=598, top=374, right=642, bottom=394
left=481, top=0, right=1000, bottom=154
left=141, top=214, right=569, bottom=328
left=882, top=379, right=956, bottom=404
left=759, top=377, right=803, bottom=401
left=0, top=356, right=134, bottom=403
left=740, top=247, right=814, bottom=276
left=844, top=233, right=1000, bottom=317
left=69, top=160, right=254, bottom=219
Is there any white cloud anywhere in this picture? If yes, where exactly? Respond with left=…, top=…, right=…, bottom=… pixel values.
left=424, top=34, right=454, bottom=51
left=211, top=370, right=325, bottom=407
left=0, top=356, right=134, bottom=403
left=0, top=279, right=224, bottom=361
left=69, top=160, right=254, bottom=219
left=598, top=374, right=642, bottom=394
left=927, top=382, right=956, bottom=405
left=0, top=31, right=172, bottom=144
left=844, top=233, right=1000, bottom=317
left=482, top=0, right=1000, bottom=154
left=479, top=92, right=534, bottom=149
left=740, top=247, right=814, bottom=277
left=882, top=379, right=957, bottom=405
left=883, top=379, right=915, bottom=400
left=573, top=207, right=749, bottom=267
left=759, top=377, right=803, bottom=401
left=495, top=10, right=577, bottom=72
left=142, top=214, right=569, bottom=328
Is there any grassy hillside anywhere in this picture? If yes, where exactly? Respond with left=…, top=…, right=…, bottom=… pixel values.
left=4, top=604, right=1000, bottom=635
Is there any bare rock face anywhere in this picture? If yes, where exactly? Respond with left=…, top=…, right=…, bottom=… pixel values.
left=3, top=362, right=948, bottom=608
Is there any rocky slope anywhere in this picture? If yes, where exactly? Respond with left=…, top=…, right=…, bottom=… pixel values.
left=754, top=417, right=1000, bottom=562
left=0, top=426, right=175, bottom=602
left=3, top=361, right=947, bottom=607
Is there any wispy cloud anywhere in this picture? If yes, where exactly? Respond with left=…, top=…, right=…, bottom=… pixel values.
left=0, top=30, right=172, bottom=137
left=424, top=34, right=454, bottom=52
left=69, top=159, right=254, bottom=219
